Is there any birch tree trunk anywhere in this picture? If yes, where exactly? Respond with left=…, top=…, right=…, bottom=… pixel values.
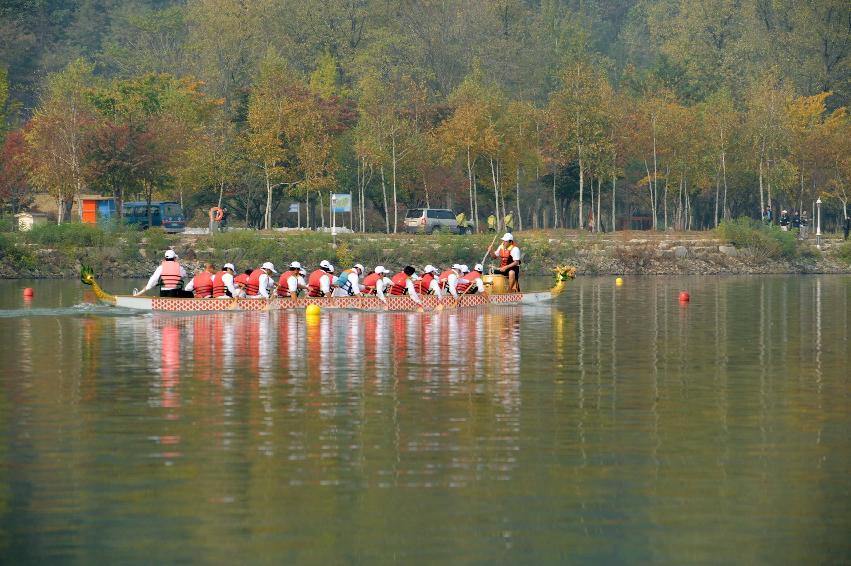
left=663, top=165, right=669, bottom=230
left=516, top=165, right=522, bottom=232
left=391, top=136, right=398, bottom=233
left=597, top=177, right=602, bottom=233
left=721, top=148, right=729, bottom=220
left=380, top=165, right=389, bottom=234
left=758, top=140, right=765, bottom=219
left=264, top=160, right=272, bottom=230
left=490, top=157, right=500, bottom=231
left=714, top=165, right=720, bottom=228
left=552, top=165, right=558, bottom=228
left=578, top=151, right=584, bottom=229
left=652, top=115, right=659, bottom=230
left=611, top=174, right=616, bottom=232
left=466, top=146, right=474, bottom=230
left=218, top=180, right=225, bottom=208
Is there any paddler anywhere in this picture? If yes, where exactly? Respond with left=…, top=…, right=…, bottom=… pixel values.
left=389, top=266, right=422, bottom=305
left=333, top=263, right=365, bottom=297
left=362, top=266, right=393, bottom=301
left=135, top=249, right=190, bottom=297
left=307, top=260, right=335, bottom=297
left=488, top=232, right=522, bottom=292
left=245, top=261, right=278, bottom=298
left=414, top=264, right=442, bottom=297
left=185, top=263, right=216, bottom=298
left=234, top=269, right=251, bottom=294
left=212, top=263, right=240, bottom=298
left=438, top=264, right=464, bottom=299
left=277, top=261, right=307, bottom=299
left=457, top=263, right=484, bottom=294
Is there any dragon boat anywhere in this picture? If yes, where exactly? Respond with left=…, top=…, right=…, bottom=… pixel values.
left=80, top=266, right=576, bottom=313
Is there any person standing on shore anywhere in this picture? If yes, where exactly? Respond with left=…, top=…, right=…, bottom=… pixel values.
left=779, top=210, right=789, bottom=231
left=844, top=215, right=850, bottom=240
left=763, top=205, right=773, bottom=224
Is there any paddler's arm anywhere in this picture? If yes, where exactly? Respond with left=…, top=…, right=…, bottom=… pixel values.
left=487, top=244, right=498, bottom=260
left=447, top=274, right=459, bottom=299
left=405, top=278, right=421, bottom=304
left=349, top=272, right=362, bottom=295
left=287, top=275, right=299, bottom=300
left=136, top=266, right=163, bottom=295
left=184, top=278, right=196, bottom=293
left=223, top=273, right=238, bottom=297
left=430, top=278, right=443, bottom=297
left=320, top=274, right=331, bottom=296
left=258, top=273, right=270, bottom=299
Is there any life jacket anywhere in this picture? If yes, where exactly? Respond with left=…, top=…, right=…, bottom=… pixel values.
left=245, top=268, right=264, bottom=296
left=457, top=271, right=481, bottom=293
left=389, top=272, right=409, bottom=295
left=192, top=271, right=213, bottom=298
left=276, top=271, right=299, bottom=297
left=159, top=260, right=182, bottom=289
left=211, top=271, right=230, bottom=298
left=335, top=269, right=355, bottom=295
left=308, top=269, right=329, bottom=297
left=362, top=272, right=381, bottom=294
left=414, top=272, right=435, bottom=295
left=438, top=269, right=455, bottom=289
left=499, top=244, right=514, bottom=268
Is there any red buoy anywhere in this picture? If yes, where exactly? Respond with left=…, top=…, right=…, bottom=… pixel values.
left=23, top=287, right=34, bottom=298
left=679, top=291, right=690, bottom=302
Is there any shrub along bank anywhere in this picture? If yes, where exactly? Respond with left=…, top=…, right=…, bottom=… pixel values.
left=0, top=222, right=849, bottom=279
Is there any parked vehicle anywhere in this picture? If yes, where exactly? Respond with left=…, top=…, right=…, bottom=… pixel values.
left=404, top=208, right=473, bottom=234
left=121, top=201, right=186, bottom=233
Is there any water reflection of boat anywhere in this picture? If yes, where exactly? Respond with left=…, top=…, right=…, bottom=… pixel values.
left=80, top=267, right=575, bottom=313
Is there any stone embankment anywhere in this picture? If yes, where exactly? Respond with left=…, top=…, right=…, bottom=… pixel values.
left=1, top=229, right=849, bottom=279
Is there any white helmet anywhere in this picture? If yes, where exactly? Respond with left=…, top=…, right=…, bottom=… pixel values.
left=474, top=263, right=483, bottom=272
left=223, top=263, right=235, bottom=272
left=374, top=265, right=389, bottom=274
left=460, top=264, right=470, bottom=273
left=164, top=249, right=178, bottom=259
left=289, top=261, right=302, bottom=269
left=501, top=232, right=514, bottom=242
left=354, top=263, right=365, bottom=273
left=423, top=264, right=436, bottom=274
left=261, top=261, right=278, bottom=274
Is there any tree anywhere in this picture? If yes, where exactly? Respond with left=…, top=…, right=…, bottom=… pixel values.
left=0, top=129, right=32, bottom=213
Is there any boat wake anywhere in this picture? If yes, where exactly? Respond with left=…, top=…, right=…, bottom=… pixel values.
left=0, top=302, right=142, bottom=318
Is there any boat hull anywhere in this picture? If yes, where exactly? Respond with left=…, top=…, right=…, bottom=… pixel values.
left=108, top=291, right=556, bottom=312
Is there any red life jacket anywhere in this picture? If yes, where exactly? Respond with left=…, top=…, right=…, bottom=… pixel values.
left=389, top=272, right=409, bottom=295
left=211, top=271, right=229, bottom=298
left=307, top=269, right=328, bottom=297
left=438, top=269, right=455, bottom=289
left=362, top=272, right=381, bottom=294
left=276, top=271, right=299, bottom=297
left=457, top=270, right=482, bottom=293
left=499, top=244, right=514, bottom=268
left=245, top=268, right=264, bottom=296
left=233, top=274, right=249, bottom=292
left=192, top=271, right=213, bottom=298
left=414, top=272, right=435, bottom=295
left=159, top=260, right=182, bottom=289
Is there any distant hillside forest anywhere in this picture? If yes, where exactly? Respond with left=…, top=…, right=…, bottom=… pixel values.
left=0, top=0, right=849, bottom=231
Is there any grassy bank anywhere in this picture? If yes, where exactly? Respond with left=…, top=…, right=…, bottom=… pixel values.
left=1, top=221, right=849, bottom=279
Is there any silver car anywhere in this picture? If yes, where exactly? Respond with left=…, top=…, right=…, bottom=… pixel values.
left=404, top=208, right=470, bottom=234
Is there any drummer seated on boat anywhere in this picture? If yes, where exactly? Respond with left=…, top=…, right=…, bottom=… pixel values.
left=362, top=266, right=393, bottom=301
left=276, top=262, right=308, bottom=299
left=333, top=263, right=365, bottom=297
left=135, top=249, right=191, bottom=297
left=488, top=232, right=522, bottom=292
left=211, top=263, right=240, bottom=298
left=307, top=260, right=335, bottom=297
left=245, top=262, right=278, bottom=298
left=185, top=263, right=217, bottom=298
left=438, top=264, right=465, bottom=300
left=389, top=266, right=422, bottom=305
left=414, top=264, right=442, bottom=297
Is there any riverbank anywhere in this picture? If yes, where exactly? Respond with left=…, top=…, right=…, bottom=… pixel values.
left=1, top=224, right=849, bottom=279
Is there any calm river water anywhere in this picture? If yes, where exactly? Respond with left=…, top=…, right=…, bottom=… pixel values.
left=0, top=276, right=849, bottom=564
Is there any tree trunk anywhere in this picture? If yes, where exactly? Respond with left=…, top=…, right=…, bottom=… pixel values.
left=306, top=192, right=311, bottom=230
left=490, top=157, right=500, bottom=232
left=758, top=140, right=765, bottom=219
left=663, top=165, right=669, bottom=230
left=552, top=165, right=558, bottom=228
left=597, top=177, right=602, bottom=233
left=319, top=192, right=325, bottom=228
left=263, top=161, right=272, bottom=230
left=423, top=172, right=430, bottom=208
left=466, top=146, right=474, bottom=230
left=516, top=165, right=522, bottom=232
left=473, top=168, right=479, bottom=231
left=714, top=165, right=720, bottom=228
left=578, top=153, right=584, bottom=229
left=644, top=160, right=655, bottom=227
left=652, top=115, right=658, bottom=230
left=721, top=148, right=729, bottom=220
left=218, top=179, right=225, bottom=209
left=611, top=174, right=616, bottom=233
left=391, top=136, right=398, bottom=233
left=380, top=165, right=389, bottom=234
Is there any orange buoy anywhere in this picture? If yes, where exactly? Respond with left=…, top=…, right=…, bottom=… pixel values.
left=678, top=291, right=690, bottom=302
left=23, top=287, right=34, bottom=298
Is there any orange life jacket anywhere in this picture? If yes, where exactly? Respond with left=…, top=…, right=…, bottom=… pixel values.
left=389, top=272, right=409, bottom=295
left=362, top=272, right=381, bottom=294
left=414, top=272, right=435, bottom=295
left=499, top=244, right=514, bottom=268
left=211, top=271, right=229, bottom=298
left=307, top=269, right=328, bottom=297
left=192, top=271, right=213, bottom=298
left=276, top=271, right=299, bottom=297
left=245, top=268, right=264, bottom=296
left=159, top=260, right=182, bottom=289
left=438, top=269, right=455, bottom=289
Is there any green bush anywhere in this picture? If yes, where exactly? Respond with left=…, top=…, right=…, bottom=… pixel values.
left=142, top=227, right=172, bottom=253
left=0, top=216, right=16, bottom=233
left=0, top=233, right=38, bottom=270
left=836, top=241, right=851, bottom=265
left=716, top=218, right=798, bottom=260
left=25, top=222, right=106, bottom=248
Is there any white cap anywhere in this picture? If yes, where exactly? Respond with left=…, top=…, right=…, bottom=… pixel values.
left=501, top=232, right=514, bottom=242
left=289, top=261, right=302, bottom=269
left=326, top=263, right=335, bottom=273
left=223, top=263, right=235, bottom=271
left=299, top=268, right=306, bottom=275
left=474, top=263, right=483, bottom=272
left=354, top=263, right=365, bottom=273
left=261, top=261, right=277, bottom=273
left=374, top=265, right=389, bottom=274
left=423, top=264, right=436, bottom=274
left=319, top=260, right=332, bottom=270
left=452, top=263, right=463, bottom=271
left=460, top=264, right=470, bottom=273
left=164, top=249, right=178, bottom=259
